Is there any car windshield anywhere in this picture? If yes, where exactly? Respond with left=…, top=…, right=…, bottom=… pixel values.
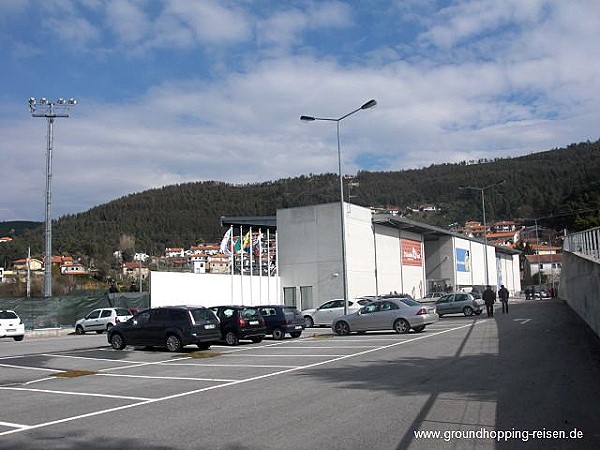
left=0, top=311, right=18, bottom=320
left=190, top=308, right=216, bottom=323
left=283, top=307, right=300, bottom=317
left=398, top=298, right=420, bottom=307
left=115, top=308, right=131, bottom=316
left=241, top=308, right=260, bottom=319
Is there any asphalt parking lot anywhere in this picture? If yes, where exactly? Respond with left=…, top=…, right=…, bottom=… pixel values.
left=1, top=299, right=599, bottom=449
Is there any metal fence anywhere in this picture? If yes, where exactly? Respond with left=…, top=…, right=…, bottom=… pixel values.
left=0, top=290, right=149, bottom=329
left=564, top=226, right=600, bottom=261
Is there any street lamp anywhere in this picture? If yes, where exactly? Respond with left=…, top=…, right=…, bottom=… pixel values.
left=29, top=97, right=77, bottom=298
left=459, top=179, right=505, bottom=286
left=301, top=99, right=377, bottom=315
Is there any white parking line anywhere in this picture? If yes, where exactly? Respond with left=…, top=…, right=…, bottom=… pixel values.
left=223, top=354, right=348, bottom=357
left=0, top=421, right=29, bottom=431
left=0, top=322, right=476, bottom=437
left=0, top=386, right=151, bottom=402
left=0, top=363, right=62, bottom=373
left=96, top=373, right=236, bottom=383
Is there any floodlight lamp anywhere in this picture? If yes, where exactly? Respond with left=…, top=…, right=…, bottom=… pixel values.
left=300, top=115, right=316, bottom=121
left=57, top=98, right=66, bottom=105
left=29, top=97, right=36, bottom=105
left=68, top=98, right=77, bottom=105
left=40, top=97, right=48, bottom=105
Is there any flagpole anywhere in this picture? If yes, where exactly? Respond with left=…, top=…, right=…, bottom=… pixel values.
left=258, top=228, right=262, bottom=304
left=267, top=228, right=270, bottom=303
left=240, top=225, right=244, bottom=305
left=249, top=226, right=253, bottom=305
left=229, top=225, right=233, bottom=303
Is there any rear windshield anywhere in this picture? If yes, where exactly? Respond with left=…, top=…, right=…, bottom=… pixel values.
left=0, top=311, right=18, bottom=320
left=241, top=308, right=260, bottom=319
left=190, top=308, right=217, bottom=324
left=399, top=298, right=420, bottom=307
left=115, top=308, right=132, bottom=316
left=283, top=307, right=300, bottom=317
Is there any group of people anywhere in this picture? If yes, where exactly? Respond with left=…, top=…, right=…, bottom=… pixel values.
left=482, top=284, right=510, bottom=317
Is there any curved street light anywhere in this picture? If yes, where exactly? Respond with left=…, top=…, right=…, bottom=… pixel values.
left=300, top=99, right=377, bottom=315
left=458, top=179, right=506, bottom=286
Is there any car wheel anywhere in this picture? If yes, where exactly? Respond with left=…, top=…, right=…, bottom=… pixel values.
left=290, top=332, right=301, bottom=338
left=463, top=306, right=474, bottom=316
left=106, top=323, right=114, bottom=331
left=224, top=331, right=239, bottom=346
left=394, top=319, right=410, bottom=334
left=303, top=316, right=314, bottom=328
left=412, top=325, right=426, bottom=333
left=110, top=333, right=126, bottom=350
left=250, top=337, right=263, bottom=343
left=474, top=310, right=482, bottom=315
left=197, top=343, right=211, bottom=350
left=333, top=321, right=350, bottom=336
left=438, top=314, right=444, bottom=318
left=14, top=335, right=24, bottom=341
left=166, top=334, right=183, bottom=352
left=95, top=330, right=104, bottom=334
left=75, top=325, right=85, bottom=335
left=272, top=328, right=285, bottom=340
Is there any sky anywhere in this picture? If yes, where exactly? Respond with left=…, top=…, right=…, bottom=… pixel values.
left=1, top=0, right=599, bottom=221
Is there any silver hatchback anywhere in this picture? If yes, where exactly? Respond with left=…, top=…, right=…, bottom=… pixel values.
left=435, top=292, right=484, bottom=317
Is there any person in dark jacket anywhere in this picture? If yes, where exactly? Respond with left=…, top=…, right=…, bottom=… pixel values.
left=498, top=285, right=509, bottom=313
left=482, top=285, right=496, bottom=317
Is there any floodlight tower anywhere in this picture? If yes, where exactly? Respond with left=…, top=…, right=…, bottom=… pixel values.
left=29, top=97, right=77, bottom=298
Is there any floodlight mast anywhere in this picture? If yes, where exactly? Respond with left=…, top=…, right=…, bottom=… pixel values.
left=300, top=99, right=377, bottom=316
left=29, top=97, right=77, bottom=298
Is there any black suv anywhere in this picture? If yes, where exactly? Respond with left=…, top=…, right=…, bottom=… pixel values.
left=107, top=306, right=220, bottom=352
left=210, top=306, right=267, bottom=346
left=258, top=305, right=304, bottom=340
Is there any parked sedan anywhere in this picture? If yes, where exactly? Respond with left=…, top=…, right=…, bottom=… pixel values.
left=332, top=298, right=438, bottom=335
left=259, top=305, right=304, bottom=339
left=108, top=306, right=220, bottom=352
left=301, top=298, right=372, bottom=328
left=0, top=309, right=25, bottom=341
left=435, top=292, right=484, bottom=317
left=75, top=307, right=133, bottom=334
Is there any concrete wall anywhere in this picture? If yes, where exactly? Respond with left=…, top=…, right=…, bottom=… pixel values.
left=150, top=271, right=280, bottom=308
left=560, top=251, right=600, bottom=337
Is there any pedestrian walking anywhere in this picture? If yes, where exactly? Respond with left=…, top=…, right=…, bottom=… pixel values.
left=498, top=285, right=509, bottom=314
left=482, top=285, right=496, bottom=317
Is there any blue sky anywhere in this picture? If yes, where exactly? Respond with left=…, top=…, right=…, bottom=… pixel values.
left=1, top=0, right=599, bottom=221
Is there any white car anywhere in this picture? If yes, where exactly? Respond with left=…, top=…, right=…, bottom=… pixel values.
left=75, top=307, right=133, bottom=334
left=301, top=298, right=372, bottom=327
left=0, top=309, right=25, bottom=341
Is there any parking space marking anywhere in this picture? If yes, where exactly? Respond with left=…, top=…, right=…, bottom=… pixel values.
left=0, top=386, right=151, bottom=402
left=0, top=322, right=477, bottom=437
left=223, top=353, right=348, bottom=357
left=0, top=421, right=29, bottom=431
left=96, top=373, right=236, bottom=383
left=0, top=363, right=62, bottom=373
left=154, top=362, right=297, bottom=368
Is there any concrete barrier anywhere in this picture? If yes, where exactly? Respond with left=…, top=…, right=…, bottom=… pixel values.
left=560, top=251, right=600, bottom=337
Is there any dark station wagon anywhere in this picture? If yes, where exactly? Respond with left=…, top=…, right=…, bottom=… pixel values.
left=107, top=306, right=221, bottom=352
left=210, top=306, right=267, bottom=346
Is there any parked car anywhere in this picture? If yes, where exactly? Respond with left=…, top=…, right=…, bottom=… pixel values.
left=435, top=292, right=484, bottom=317
left=419, top=292, right=443, bottom=301
left=301, top=298, right=372, bottom=328
left=107, top=306, right=220, bottom=352
left=258, top=305, right=304, bottom=339
left=210, top=305, right=267, bottom=346
left=332, top=297, right=438, bottom=335
left=75, top=307, right=133, bottom=334
left=0, top=309, right=25, bottom=341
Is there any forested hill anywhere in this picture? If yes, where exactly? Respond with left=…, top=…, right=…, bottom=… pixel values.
left=1, top=140, right=599, bottom=266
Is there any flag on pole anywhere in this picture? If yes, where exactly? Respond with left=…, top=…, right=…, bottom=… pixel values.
left=242, top=231, right=251, bottom=253
left=253, top=230, right=263, bottom=257
left=219, top=227, right=233, bottom=254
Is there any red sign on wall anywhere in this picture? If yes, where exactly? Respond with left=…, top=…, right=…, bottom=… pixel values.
left=401, top=239, right=423, bottom=266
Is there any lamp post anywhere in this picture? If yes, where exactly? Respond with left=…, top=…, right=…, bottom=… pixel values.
left=301, top=99, right=377, bottom=315
left=29, top=97, right=77, bottom=298
left=459, top=179, right=505, bottom=286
